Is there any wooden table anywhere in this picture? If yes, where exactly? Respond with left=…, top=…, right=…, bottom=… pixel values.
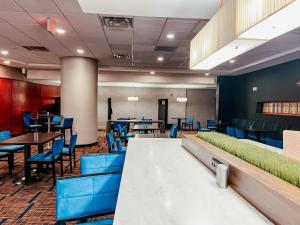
left=133, top=125, right=160, bottom=134
left=107, top=120, right=165, bottom=133
left=0, top=132, right=61, bottom=184
left=240, top=127, right=278, bottom=142
left=114, top=138, right=273, bottom=225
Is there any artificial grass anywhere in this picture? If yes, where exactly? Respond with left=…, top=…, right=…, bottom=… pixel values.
left=196, top=132, right=300, bottom=188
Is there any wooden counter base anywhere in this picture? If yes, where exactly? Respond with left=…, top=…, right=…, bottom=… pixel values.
left=182, top=135, right=300, bottom=225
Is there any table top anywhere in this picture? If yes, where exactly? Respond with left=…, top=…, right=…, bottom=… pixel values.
left=133, top=125, right=159, bottom=130
left=134, top=133, right=169, bottom=138
left=113, top=138, right=273, bottom=225
left=240, top=139, right=283, bottom=154
left=0, top=132, right=61, bottom=145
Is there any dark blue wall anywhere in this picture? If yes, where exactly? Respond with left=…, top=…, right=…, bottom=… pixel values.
left=218, top=59, right=300, bottom=126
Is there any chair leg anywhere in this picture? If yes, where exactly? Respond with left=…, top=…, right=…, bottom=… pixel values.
left=69, top=153, right=72, bottom=172
left=52, top=162, right=56, bottom=185
left=8, top=154, right=13, bottom=175
left=60, top=157, right=64, bottom=177
left=73, top=150, right=76, bottom=168
left=11, top=153, right=15, bottom=170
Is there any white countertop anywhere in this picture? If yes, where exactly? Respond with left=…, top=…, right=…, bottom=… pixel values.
left=240, top=139, right=282, bottom=154
left=113, top=138, right=273, bottom=225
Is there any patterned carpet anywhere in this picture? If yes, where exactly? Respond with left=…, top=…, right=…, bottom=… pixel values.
left=0, top=131, right=109, bottom=225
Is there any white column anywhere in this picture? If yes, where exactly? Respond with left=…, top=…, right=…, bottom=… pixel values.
left=61, top=57, right=98, bottom=145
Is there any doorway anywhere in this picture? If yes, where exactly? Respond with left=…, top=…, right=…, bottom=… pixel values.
left=158, top=99, right=168, bottom=126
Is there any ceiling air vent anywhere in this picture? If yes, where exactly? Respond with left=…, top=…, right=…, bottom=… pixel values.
left=22, top=46, right=49, bottom=52
left=113, top=53, right=132, bottom=60
left=103, top=17, right=133, bottom=29
left=155, top=46, right=177, bottom=52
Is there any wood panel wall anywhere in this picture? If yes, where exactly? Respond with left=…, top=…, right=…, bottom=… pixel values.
left=0, top=77, right=60, bottom=135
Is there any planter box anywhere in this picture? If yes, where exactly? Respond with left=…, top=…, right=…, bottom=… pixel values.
left=182, top=134, right=300, bottom=225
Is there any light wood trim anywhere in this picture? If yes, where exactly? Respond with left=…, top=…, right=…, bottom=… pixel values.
left=182, top=134, right=300, bottom=225
left=283, top=130, right=300, bottom=161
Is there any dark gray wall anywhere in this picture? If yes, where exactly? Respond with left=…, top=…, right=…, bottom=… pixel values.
left=218, top=59, right=300, bottom=126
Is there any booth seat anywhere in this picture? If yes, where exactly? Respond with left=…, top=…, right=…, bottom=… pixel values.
left=56, top=172, right=121, bottom=224
left=80, top=153, right=125, bottom=175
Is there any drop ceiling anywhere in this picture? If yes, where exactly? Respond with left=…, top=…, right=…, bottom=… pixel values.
left=0, top=0, right=299, bottom=76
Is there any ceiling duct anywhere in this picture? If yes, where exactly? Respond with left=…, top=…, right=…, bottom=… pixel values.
left=155, top=46, right=177, bottom=52
left=102, top=16, right=133, bottom=29
left=22, top=46, right=49, bottom=52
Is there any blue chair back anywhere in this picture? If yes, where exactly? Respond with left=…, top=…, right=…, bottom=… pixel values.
left=123, top=127, right=129, bottom=137
left=80, top=154, right=125, bottom=175
left=235, top=128, right=245, bottom=139
left=207, top=120, right=217, bottom=129
left=23, top=112, right=32, bottom=126
left=116, top=138, right=124, bottom=152
left=0, top=131, right=11, bottom=142
left=196, top=121, right=201, bottom=131
left=188, top=116, right=193, bottom=125
left=170, top=125, right=178, bottom=138
left=266, top=138, right=283, bottom=149
left=56, top=173, right=121, bottom=222
left=52, top=115, right=61, bottom=124
left=226, top=127, right=236, bottom=137
left=63, top=118, right=73, bottom=128
left=106, top=132, right=114, bottom=150
left=52, top=139, right=64, bottom=156
left=69, top=135, right=77, bottom=150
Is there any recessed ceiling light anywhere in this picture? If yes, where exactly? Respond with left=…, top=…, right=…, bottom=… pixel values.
left=157, top=56, right=164, bottom=62
left=77, top=49, right=85, bottom=54
left=3, top=60, right=10, bottom=65
left=167, top=33, right=175, bottom=39
left=56, top=28, right=66, bottom=34
left=150, top=71, right=155, bottom=75
left=1, top=50, right=9, bottom=56
left=229, top=59, right=236, bottom=64
left=205, top=73, right=210, bottom=76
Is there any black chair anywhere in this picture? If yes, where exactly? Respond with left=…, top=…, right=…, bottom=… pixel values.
left=53, top=118, right=73, bottom=144
left=61, top=135, right=77, bottom=172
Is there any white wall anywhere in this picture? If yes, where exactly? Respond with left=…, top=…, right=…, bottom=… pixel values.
left=97, top=87, right=187, bottom=128
left=97, top=87, right=216, bottom=129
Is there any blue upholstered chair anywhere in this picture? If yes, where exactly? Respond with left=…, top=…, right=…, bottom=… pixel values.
left=196, top=121, right=210, bottom=132
left=56, top=173, right=121, bottom=224
left=182, top=116, right=194, bottom=130
left=226, top=127, right=236, bottom=137
left=170, top=125, right=178, bottom=138
left=235, top=128, right=245, bottom=139
left=61, top=135, right=77, bottom=172
left=120, top=127, right=134, bottom=143
left=0, top=131, right=24, bottom=173
left=27, top=139, right=64, bottom=184
left=53, top=118, right=73, bottom=143
left=266, top=138, right=283, bottom=149
left=80, top=153, right=125, bottom=175
left=23, top=112, right=42, bottom=132
left=52, top=115, right=62, bottom=125
left=0, top=152, right=13, bottom=175
left=116, top=138, right=127, bottom=152
left=106, top=132, right=117, bottom=153
left=207, top=120, right=217, bottom=130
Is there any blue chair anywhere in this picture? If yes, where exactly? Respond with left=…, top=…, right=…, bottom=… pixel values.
left=77, top=218, right=113, bottom=225
left=106, top=132, right=118, bottom=153
left=182, top=116, right=194, bottom=130
left=80, top=153, right=125, bottom=175
left=207, top=120, right=217, bottom=130
left=266, top=138, right=283, bottom=149
left=23, top=112, right=42, bottom=132
left=170, top=125, right=178, bottom=138
left=61, top=135, right=77, bottom=172
left=196, top=121, right=210, bottom=132
left=56, top=173, right=121, bottom=224
left=235, top=128, right=245, bottom=139
left=120, top=127, right=134, bottom=144
left=0, top=152, right=13, bottom=175
left=52, top=115, right=61, bottom=125
left=53, top=118, right=73, bottom=143
left=226, top=127, right=236, bottom=137
left=27, top=139, right=64, bottom=184
left=0, top=131, right=24, bottom=173
left=116, top=138, right=127, bottom=152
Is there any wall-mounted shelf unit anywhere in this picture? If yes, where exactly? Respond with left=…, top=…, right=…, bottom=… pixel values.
left=257, top=101, right=300, bottom=117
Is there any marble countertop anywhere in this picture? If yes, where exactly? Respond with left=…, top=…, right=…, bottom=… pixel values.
left=113, top=138, right=273, bottom=225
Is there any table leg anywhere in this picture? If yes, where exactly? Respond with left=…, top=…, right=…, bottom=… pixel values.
left=24, top=145, right=31, bottom=184
left=178, top=119, right=181, bottom=131
left=48, top=117, right=51, bottom=133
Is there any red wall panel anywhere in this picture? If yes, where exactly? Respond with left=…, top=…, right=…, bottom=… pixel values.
left=28, top=82, right=41, bottom=114
left=11, top=80, right=29, bottom=134
left=0, top=78, right=12, bottom=131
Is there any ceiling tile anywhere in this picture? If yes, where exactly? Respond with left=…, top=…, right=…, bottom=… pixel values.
left=0, top=0, right=24, bottom=12
left=54, top=0, right=84, bottom=14
left=14, top=0, right=61, bottom=14
left=0, top=12, right=36, bottom=25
